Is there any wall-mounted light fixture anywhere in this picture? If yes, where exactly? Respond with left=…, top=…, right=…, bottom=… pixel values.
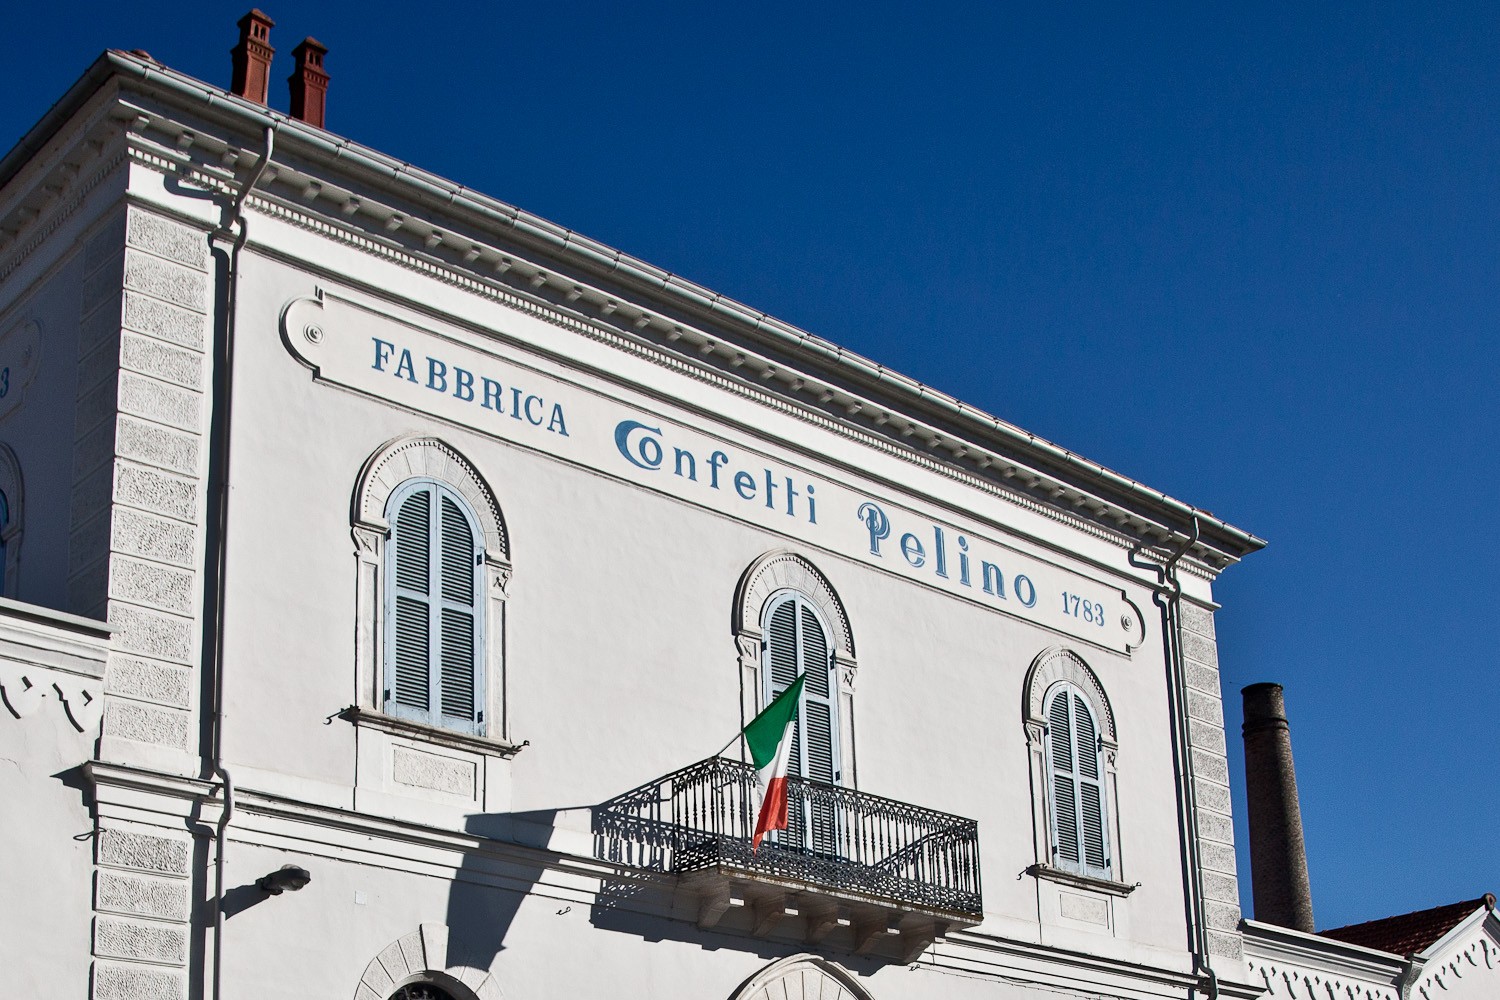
left=256, top=864, right=312, bottom=895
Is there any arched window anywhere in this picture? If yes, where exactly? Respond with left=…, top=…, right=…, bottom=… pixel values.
left=1043, top=682, right=1110, bottom=878
left=384, top=479, right=484, bottom=734
left=762, top=590, right=840, bottom=789
left=1023, top=647, right=1122, bottom=886
left=353, top=437, right=511, bottom=742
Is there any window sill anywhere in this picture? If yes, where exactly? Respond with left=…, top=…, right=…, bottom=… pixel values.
left=340, top=707, right=526, bottom=759
left=1028, top=863, right=1138, bottom=897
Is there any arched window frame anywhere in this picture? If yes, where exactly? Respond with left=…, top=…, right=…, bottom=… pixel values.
left=1022, top=647, right=1123, bottom=885
left=0, top=442, right=25, bottom=599
left=352, top=437, right=511, bottom=741
left=355, top=924, right=500, bottom=1000
left=732, top=550, right=857, bottom=786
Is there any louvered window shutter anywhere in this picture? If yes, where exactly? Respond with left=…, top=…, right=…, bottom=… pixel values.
left=761, top=592, right=841, bottom=852
left=1045, top=683, right=1111, bottom=878
left=385, top=481, right=484, bottom=734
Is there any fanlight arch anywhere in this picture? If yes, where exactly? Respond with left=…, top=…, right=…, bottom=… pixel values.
left=727, top=954, right=877, bottom=1000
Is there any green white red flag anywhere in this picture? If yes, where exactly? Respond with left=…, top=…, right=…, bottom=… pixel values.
left=742, top=673, right=806, bottom=851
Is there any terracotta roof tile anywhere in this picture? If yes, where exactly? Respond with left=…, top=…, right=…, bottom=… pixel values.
left=1319, top=895, right=1495, bottom=956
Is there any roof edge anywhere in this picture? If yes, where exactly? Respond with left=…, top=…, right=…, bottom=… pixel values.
left=1, top=51, right=1266, bottom=560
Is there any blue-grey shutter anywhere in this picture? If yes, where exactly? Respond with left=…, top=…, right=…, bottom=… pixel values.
left=1074, top=692, right=1109, bottom=874
left=761, top=592, right=842, bottom=852
left=391, top=490, right=432, bottom=711
left=385, top=481, right=485, bottom=734
left=1046, top=683, right=1111, bottom=878
left=438, top=495, right=478, bottom=726
left=1048, top=690, right=1080, bottom=868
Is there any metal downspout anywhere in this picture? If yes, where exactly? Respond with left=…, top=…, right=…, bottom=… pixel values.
left=1132, top=515, right=1220, bottom=1000
left=205, top=124, right=275, bottom=1000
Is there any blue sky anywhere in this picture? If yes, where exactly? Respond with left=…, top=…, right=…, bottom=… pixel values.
left=5, top=3, right=1496, bottom=929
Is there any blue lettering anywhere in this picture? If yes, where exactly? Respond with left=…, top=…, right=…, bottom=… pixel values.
left=372, top=337, right=396, bottom=372
left=933, top=525, right=948, bottom=578
left=674, top=448, right=696, bottom=481
left=524, top=395, right=544, bottom=425
left=426, top=357, right=448, bottom=392
left=1014, top=575, right=1037, bottom=608
left=614, top=420, right=664, bottom=471
left=482, top=378, right=503, bottom=412
left=957, top=536, right=971, bottom=586
left=453, top=367, right=474, bottom=402
left=708, top=451, right=729, bottom=489
left=981, top=561, right=1006, bottom=598
left=858, top=501, right=891, bottom=556
left=900, top=532, right=926, bottom=567
left=734, top=470, right=757, bottom=501
left=394, top=349, right=417, bottom=383
left=547, top=404, right=569, bottom=436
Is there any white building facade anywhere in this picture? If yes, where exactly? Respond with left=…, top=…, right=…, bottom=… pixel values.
left=1, top=42, right=1292, bottom=1000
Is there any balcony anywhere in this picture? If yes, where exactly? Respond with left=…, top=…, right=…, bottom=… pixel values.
left=595, top=756, right=982, bottom=961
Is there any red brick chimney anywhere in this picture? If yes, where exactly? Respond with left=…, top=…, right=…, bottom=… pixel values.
left=230, top=9, right=276, bottom=104
left=288, top=38, right=329, bottom=129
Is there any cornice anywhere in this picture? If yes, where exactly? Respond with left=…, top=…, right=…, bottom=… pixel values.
left=2, top=52, right=1262, bottom=575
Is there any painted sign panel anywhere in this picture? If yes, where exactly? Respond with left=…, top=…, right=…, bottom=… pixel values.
left=282, top=289, right=1145, bottom=652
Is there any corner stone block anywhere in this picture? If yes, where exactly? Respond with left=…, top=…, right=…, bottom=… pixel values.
left=95, top=870, right=190, bottom=921
left=1192, top=746, right=1231, bottom=786
left=94, top=916, right=190, bottom=964
left=103, top=697, right=190, bottom=750
left=115, top=416, right=200, bottom=476
left=1207, top=930, right=1244, bottom=961
left=1185, top=660, right=1222, bottom=697
left=109, top=556, right=195, bottom=615
left=122, top=250, right=207, bottom=312
left=85, top=213, right=128, bottom=273
left=1206, top=900, right=1243, bottom=932
left=1199, top=841, right=1238, bottom=876
left=125, top=209, right=208, bottom=271
left=83, top=260, right=125, bottom=316
left=108, top=603, right=195, bottom=664
left=1196, top=808, right=1235, bottom=847
left=112, top=507, right=197, bottom=568
left=107, top=657, right=192, bottom=709
left=114, top=463, right=200, bottom=524
left=1203, top=870, right=1240, bottom=905
left=121, top=333, right=205, bottom=391
left=1179, top=602, right=1216, bottom=639
left=123, top=293, right=205, bottom=352
left=1193, top=776, right=1233, bottom=813
left=1189, top=715, right=1228, bottom=754
left=97, top=828, right=191, bottom=876
left=117, top=371, right=203, bottom=433
left=93, top=960, right=187, bottom=1000
left=1181, top=630, right=1219, bottom=669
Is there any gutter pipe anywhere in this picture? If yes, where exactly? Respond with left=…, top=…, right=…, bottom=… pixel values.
left=204, top=122, right=275, bottom=1000
left=1132, top=515, right=1221, bottom=1000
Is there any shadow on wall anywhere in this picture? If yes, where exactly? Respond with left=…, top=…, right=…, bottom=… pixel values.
left=439, top=783, right=877, bottom=975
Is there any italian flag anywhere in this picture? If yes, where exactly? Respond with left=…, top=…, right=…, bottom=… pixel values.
left=742, top=673, right=806, bottom=851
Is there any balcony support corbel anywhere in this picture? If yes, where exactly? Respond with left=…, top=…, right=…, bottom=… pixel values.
left=854, top=913, right=902, bottom=955
left=899, top=920, right=946, bottom=963
left=752, top=895, right=798, bottom=937
left=696, top=884, right=745, bottom=930
left=804, top=903, right=852, bottom=945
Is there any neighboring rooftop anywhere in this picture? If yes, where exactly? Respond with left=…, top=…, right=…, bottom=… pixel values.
left=1319, top=894, right=1496, bottom=956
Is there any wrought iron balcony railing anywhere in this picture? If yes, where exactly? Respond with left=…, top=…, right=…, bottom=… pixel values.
left=596, top=756, right=982, bottom=919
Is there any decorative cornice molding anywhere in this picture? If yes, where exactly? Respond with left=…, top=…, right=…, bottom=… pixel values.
left=12, top=83, right=1246, bottom=580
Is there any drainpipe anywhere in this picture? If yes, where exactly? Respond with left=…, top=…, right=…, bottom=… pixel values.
left=204, top=123, right=275, bottom=1000
left=1131, top=514, right=1220, bottom=1000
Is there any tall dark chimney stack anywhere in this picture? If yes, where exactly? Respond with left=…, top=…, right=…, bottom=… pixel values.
left=1242, top=682, right=1315, bottom=932
left=288, top=38, right=329, bottom=129
left=230, top=10, right=276, bottom=104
